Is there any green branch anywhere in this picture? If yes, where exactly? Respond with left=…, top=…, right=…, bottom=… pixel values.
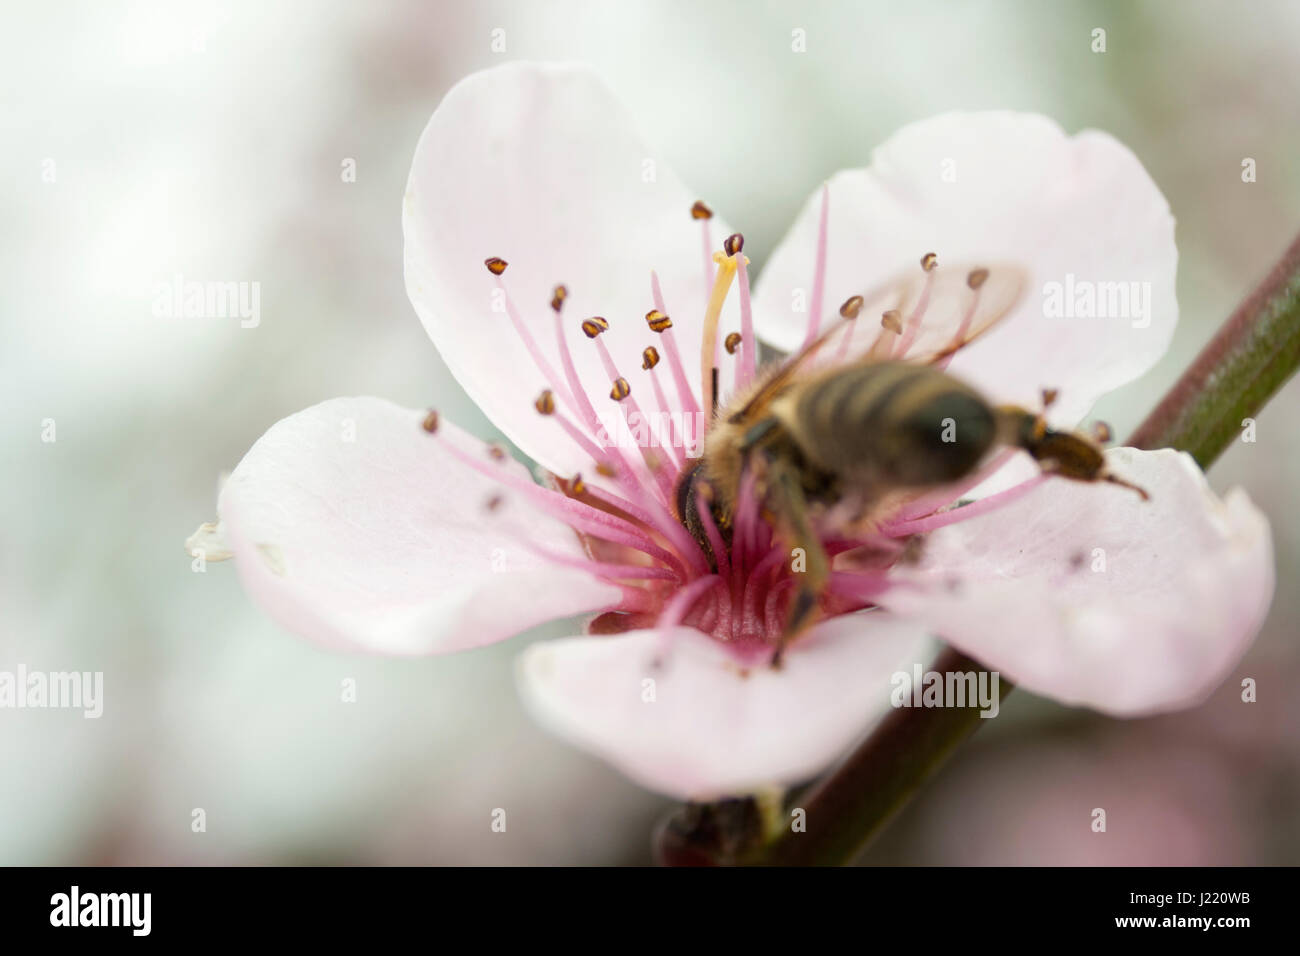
left=1128, top=231, right=1300, bottom=459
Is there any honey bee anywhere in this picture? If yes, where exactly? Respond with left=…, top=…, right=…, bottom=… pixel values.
left=675, top=256, right=1147, bottom=664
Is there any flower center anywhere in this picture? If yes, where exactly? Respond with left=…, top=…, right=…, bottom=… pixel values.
left=425, top=191, right=1054, bottom=659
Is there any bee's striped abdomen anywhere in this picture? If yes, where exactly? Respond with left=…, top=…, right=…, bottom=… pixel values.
left=788, top=360, right=996, bottom=486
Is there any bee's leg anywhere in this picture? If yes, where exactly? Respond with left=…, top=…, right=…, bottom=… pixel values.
left=761, top=457, right=829, bottom=668
left=994, top=405, right=1149, bottom=500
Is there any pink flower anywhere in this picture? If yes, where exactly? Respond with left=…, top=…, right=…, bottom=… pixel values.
left=190, top=63, right=1274, bottom=800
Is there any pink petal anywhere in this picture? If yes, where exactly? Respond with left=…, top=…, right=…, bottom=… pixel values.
left=215, top=396, right=621, bottom=655
left=517, top=613, right=934, bottom=799
left=403, top=63, right=740, bottom=479
left=753, top=112, right=1178, bottom=426
left=881, top=448, right=1274, bottom=715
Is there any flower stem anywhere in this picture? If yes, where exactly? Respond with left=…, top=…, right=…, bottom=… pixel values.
left=744, top=646, right=1013, bottom=866
left=1128, top=230, right=1300, bottom=460
left=661, top=228, right=1300, bottom=867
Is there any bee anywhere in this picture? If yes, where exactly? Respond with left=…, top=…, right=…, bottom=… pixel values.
left=675, top=256, right=1147, bottom=664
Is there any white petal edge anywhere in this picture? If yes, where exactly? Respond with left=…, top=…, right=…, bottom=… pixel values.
left=881, top=447, right=1274, bottom=715
left=215, top=396, right=621, bottom=655
left=517, top=613, right=936, bottom=799
left=752, top=111, right=1179, bottom=427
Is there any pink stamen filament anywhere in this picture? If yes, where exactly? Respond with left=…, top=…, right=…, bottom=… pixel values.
left=552, top=311, right=653, bottom=497
left=520, top=542, right=680, bottom=582
left=580, top=482, right=711, bottom=578
left=650, top=271, right=701, bottom=418
left=658, top=574, right=723, bottom=629
left=693, top=492, right=731, bottom=582
left=592, top=336, right=677, bottom=503
left=731, top=469, right=765, bottom=573
left=614, top=586, right=656, bottom=613
left=870, top=322, right=899, bottom=359
left=935, top=285, right=983, bottom=372
left=763, top=578, right=795, bottom=636
left=548, top=408, right=618, bottom=469
left=645, top=365, right=688, bottom=471
left=491, top=511, right=684, bottom=588
left=435, top=435, right=682, bottom=569
left=826, top=569, right=891, bottom=601
left=551, top=311, right=606, bottom=437
left=696, top=587, right=721, bottom=632
left=892, top=448, right=1016, bottom=523
left=541, top=409, right=704, bottom=575
left=713, top=583, right=734, bottom=640
left=495, top=277, right=577, bottom=413
left=833, top=311, right=859, bottom=363
left=884, top=473, right=1048, bottom=537
left=893, top=267, right=938, bottom=359
left=740, top=544, right=786, bottom=631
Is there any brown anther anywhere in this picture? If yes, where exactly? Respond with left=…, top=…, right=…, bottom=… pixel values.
left=581, top=316, right=609, bottom=338
left=488, top=444, right=507, bottom=462
left=485, top=493, right=504, bottom=513
left=595, top=461, right=618, bottom=478
left=642, top=346, right=661, bottom=370
left=921, top=252, right=938, bottom=272
left=966, top=267, right=989, bottom=290
left=645, top=309, right=673, bottom=333
left=550, top=284, right=568, bottom=312
left=723, top=233, right=744, bottom=256
left=1091, top=421, right=1113, bottom=443
left=690, top=200, right=713, bottom=220
left=421, top=409, right=440, bottom=433
left=571, top=474, right=587, bottom=496
left=724, top=332, right=742, bottom=355
left=881, top=309, right=903, bottom=334
left=484, top=257, right=508, bottom=276
left=1041, top=387, right=1059, bottom=408
left=534, top=390, right=556, bottom=415
left=609, top=377, right=631, bottom=401
left=839, top=295, right=864, bottom=319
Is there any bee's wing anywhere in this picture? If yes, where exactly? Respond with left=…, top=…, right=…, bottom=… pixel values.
left=726, top=282, right=906, bottom=421
left=807, top=262, right=1028, bottom=369
left=729, top=264, right=1025, bottom=422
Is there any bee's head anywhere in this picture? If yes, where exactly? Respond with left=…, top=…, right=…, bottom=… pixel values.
left=995, top=405, right=1150, bottom=500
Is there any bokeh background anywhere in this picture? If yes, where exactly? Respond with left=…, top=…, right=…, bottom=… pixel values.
left=2, top=0, right=1297, bottom=864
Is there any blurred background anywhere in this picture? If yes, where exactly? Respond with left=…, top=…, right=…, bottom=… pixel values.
left=1, top=0, right=1297, bottom=864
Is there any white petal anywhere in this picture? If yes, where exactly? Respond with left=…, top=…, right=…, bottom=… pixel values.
left=753, top=112, right=1178, bottom=426
left=517, top=613, right=935, bottom=799
left=403, top=62, right=740, bottom=480
left=881, top=448, right=1274, bottom=715
left=216, top=396, right=621, bottom=655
